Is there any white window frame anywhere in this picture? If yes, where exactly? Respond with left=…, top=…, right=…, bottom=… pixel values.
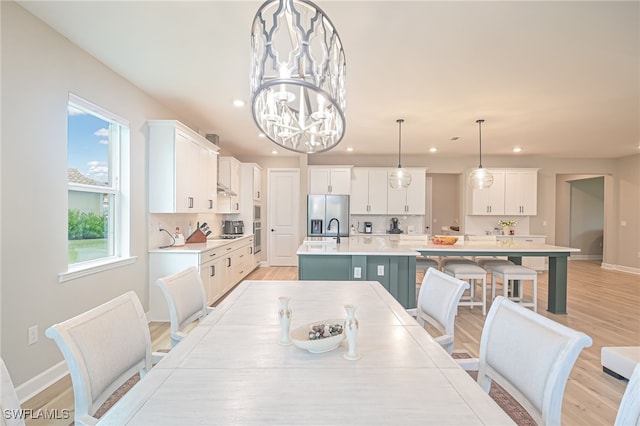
left=60, top=93, right=135, bottom=282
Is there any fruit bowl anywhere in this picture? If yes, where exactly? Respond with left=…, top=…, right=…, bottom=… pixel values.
left=290, top=319, right=345, bottom=353
left=431, top=235, right=459, bottom=245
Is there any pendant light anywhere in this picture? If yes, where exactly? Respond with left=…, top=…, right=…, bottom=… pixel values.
left=250, top=0, right=346, bottom=154
left=468, top=119, right=494, bottom=189
left=389, top=119, right=412, bottom=189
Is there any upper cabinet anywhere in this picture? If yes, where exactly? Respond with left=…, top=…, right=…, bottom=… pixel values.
left=252, top=165, right=262, bottom=201
left=468, top=170, right=506, bottom=215
left=467, top=168, right=538, bottom=216
left=387, top=168, right=426, bottom=215
left=308, top=166, right=352, bottom=195
left=350, top=168, right=388, bottom=214
left=217, top=156, right=241, bottom=213
left=504, top=170, right=538, bottom=215
left=148, top=120, right=218, bottom=213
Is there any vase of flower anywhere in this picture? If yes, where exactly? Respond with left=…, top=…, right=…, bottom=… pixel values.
left=278, top=297, right=292, bottom=345
left=498, top=220, right=517, bottom=236
left=343, top=304, right=360, bottom=360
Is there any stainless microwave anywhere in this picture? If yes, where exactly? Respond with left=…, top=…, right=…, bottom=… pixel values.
left=254, top=204, right=261, bottom=221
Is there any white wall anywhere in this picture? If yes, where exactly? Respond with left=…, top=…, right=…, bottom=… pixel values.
left=0, top=2, right=195, bottom=386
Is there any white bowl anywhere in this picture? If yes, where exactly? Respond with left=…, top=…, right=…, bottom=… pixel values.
left=290, top=319, right=345, bottom=354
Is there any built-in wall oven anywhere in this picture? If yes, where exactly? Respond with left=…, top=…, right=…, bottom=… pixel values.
left=254, top=204, right=261, bottom=221
left=253, top=221, right=261, bottom=254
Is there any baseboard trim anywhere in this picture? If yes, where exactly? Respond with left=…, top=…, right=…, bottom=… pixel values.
left=571, top=254, right=603, bottom=260
left=601, top=263, right=640, bottom=276
left=16, top=360, right=69, bottom=404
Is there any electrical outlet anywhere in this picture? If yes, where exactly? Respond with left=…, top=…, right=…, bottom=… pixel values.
left=28, top=325, right=38, bottom=345
left=377, top=265, right=384, bottom=276
left=157, top=222, right=164, bottom=231
left=353, top=267, right=361, bottom=279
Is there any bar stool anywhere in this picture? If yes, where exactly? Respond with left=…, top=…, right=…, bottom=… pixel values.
left=443, top=263, right=487, bottom=315
left=491, top=264, right=538, bottom=312
left=416, top=257, right=439, bottom=294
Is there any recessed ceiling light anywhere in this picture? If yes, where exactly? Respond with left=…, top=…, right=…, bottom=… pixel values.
left=346, top=147, right=353, bottom=152
left=233, top=99, right=245, bottom=108
left=258, top=133, right=266, bottom=138
left=513, top=147, right=522, bottom=153
left=429, top=147, right=438, bottom=153
left=271, top=150, right=278, bottom=155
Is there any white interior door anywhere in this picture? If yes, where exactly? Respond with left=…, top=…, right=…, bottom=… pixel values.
left=268, top=169, right=300, bottom=266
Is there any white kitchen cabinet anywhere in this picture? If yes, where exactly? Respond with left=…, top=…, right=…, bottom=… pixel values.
left=206, top=149, right=218, bottom=211
left=217, top=156, right=241, bottom=213
left=467, top=169, right=538, bottom=216
left=308, top=166, right=352, bottom=194
left=148, top=120, right=219, bottom=213
left=504, top=170, right=538, bottom=215
left=350, top=168, right=388, bottom=214
left=253, top=165, right=262, bottom=201
left=148, top=237, right=257, bottom=321
left=468, top=169, right=506, bottom=215
left=387, top=168, right=426, bottom=215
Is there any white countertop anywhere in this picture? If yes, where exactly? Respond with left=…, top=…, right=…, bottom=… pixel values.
left=297, top=236, right=578, bottom=256
left=149, top=234, right=253, bottom=253
left=298, top=236, right=421, bottom=256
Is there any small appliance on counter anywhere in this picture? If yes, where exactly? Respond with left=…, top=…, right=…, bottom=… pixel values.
left=221, top=220, right=245, bottom=238
left=388, top=217, right=403, bottom=234
left=364, top=222, right=373, bottom=234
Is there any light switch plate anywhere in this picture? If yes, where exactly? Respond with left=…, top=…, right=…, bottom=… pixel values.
left=377, top=265, right=384, bottom=276
left=353, top=267, right=361, bottom=279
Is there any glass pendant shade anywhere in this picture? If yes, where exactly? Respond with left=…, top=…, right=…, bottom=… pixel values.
left=250, top=0, right=346, bottom=154
left=389, top=167, right=412, bottom=189
left=469, top=167, right=494, bottom=189
left=389, top=118, right=411, bottom=189
left=468, top=119, right=493, bottom=189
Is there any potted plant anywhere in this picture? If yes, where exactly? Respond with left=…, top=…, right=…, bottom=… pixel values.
left=498, top=220, right=517, bottom=235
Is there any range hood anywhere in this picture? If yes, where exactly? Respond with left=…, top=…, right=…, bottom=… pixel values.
left=217, top=182, right=237, bottom=197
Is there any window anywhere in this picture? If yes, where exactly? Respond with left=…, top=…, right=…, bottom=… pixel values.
left=64, top=94, right=132, bottom=280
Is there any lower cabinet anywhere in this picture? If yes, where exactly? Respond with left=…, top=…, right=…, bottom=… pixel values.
left=497, top=235, right=547, bottom=271
left=149, top=237, right=256, bottom=321
left=298, top=254, right=416, bottom=308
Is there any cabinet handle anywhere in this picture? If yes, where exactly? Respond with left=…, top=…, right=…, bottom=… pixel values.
left=249, top=247, right=253, bottom=254
left=208, top=199, right=213, bottom=209
left=328, top=184, right=332, bottom=193
left=257, top=191, right=260, bottom=198
left=209, top=252, right=216, bottom=257
left=188, top=197, right=194, bottom=208
left=235, top=202, right=239, bottom=210
left=210, top=265, right=215, bottom=277
left=227, top=258, right=231, bottom=267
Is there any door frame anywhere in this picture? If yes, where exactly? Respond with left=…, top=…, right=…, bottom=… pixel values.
left=267, top=168, right=300, bottom=266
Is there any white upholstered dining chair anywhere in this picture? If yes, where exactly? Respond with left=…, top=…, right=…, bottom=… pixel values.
left=45, top=291, right=164, bottom=426
left=456, top=295, right=592, bottom=426
left=155, top=266, right=214, bottom=347
left=614, top=363, right=640, bottom=426
left=1, top=357, right=25, bottom=426
left=407, top=268, right=469, bottom=354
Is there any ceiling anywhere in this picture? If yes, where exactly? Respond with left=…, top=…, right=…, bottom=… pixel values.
left=19, top=1, right=639, bottom=159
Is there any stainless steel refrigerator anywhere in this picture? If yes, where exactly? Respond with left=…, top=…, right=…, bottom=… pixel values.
left=307, top=195, right=350, bottom=237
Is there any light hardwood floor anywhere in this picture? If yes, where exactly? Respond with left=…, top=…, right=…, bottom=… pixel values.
left=23, top=261, right=638, bottom=425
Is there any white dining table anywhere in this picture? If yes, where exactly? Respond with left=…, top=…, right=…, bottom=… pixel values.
left=98, top=280, right=515, bottom=425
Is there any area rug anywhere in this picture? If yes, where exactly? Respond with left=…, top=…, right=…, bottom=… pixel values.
left=452, top=351, right=537, bottom=426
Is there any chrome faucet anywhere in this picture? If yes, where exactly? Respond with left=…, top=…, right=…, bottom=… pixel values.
left=328, top=217, right=341, bottom=244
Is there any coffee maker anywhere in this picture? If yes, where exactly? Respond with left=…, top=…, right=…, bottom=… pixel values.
left=388, top=217, right=403, bottom=234
left=364, top=222, right=373, bottom=234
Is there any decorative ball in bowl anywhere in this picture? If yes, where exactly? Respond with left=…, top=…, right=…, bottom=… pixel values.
left=290, top=319, right=345, bottom=354
left=431, top=235, right=459, bottom=245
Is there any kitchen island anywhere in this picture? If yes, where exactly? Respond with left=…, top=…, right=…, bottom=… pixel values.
left=297, top=236, right=419, bottom=308
left=297, top=236, right=580, bottom=314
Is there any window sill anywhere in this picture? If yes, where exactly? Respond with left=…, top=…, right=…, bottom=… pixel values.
left=59, top=256, right=138, bottom=283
